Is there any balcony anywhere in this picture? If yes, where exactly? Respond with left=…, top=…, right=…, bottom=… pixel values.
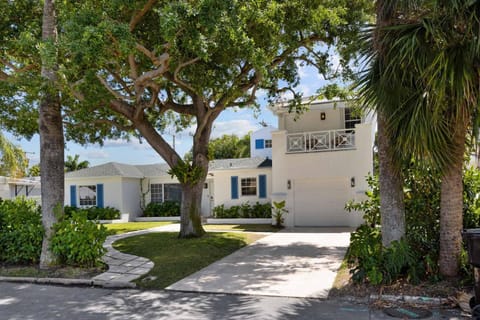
left=286, top=129, right=356, bottom=153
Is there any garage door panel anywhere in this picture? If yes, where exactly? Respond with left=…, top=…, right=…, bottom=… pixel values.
left=294, top=178, right=351, bottom=227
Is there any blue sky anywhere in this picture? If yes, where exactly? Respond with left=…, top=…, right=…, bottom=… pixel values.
left=4, top=63, right=331, bottom=167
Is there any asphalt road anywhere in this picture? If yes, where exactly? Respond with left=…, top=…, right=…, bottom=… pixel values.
left=0, top=282, right=466, bottom=320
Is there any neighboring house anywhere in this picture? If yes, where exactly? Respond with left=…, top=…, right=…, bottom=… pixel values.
left=0, top=176, right=41, bottom=203
left=64, top=158, right=272, bottom=221
left=250, top=126, right=276, bottom=159
left=269, top=99, right=376, bottom=227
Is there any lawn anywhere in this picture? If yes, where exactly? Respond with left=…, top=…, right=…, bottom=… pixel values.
left=103, top=221, right=174, bottom=235
left=204, top=224, right=278, bottom=233
left=113, top=231, right=265, bottom=289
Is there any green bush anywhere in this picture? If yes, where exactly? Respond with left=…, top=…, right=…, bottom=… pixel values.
left=143, top=201, right=180, bottom=217
left=51, top=211, right=108, bottom=267
left=0, top=198, right=44, bottom=264
left=346, top=165, right=480, bottom=285
left=64, top=206, right=121, bottom=220
left=212, top=202, right=271, bottom=219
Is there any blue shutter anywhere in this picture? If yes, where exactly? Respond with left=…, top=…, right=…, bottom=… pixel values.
left=96, top=184, right=104, bottom=208
left=231, top=176, right=239, bottom=199
left=259, top=175, right=267, bottom=199
left=70, top=185, right=77, bottom=207
left=255, top=139, right=264, bottom=149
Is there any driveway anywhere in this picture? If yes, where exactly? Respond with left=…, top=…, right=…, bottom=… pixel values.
left=166, top=227, right=353, bottom=298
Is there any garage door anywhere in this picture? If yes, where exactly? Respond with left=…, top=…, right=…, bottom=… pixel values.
left=293, top=178, right=352, bottom=226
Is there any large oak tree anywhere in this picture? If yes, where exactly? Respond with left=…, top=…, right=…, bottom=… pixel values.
left=60, top=0, right=370, bottom=238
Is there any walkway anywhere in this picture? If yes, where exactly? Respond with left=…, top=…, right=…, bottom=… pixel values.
left=91, top=225, right=179, bottom=284
left=166, top=228, right=352, bottom=298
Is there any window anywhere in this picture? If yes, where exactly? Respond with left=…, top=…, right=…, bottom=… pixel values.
left=265, top=139, right=272, bottom=148
left=241, top=177, right=257, bottom=196
left=345, top=108, right=362, bottom=129
left=164, top=184, right=182, bottom=203
left=79, top=185, right=96, bottom=206
left=150, top=183, right=183, bottom=203
left=150, top=184, right=163, bottom=204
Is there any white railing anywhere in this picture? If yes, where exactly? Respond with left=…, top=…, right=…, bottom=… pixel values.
left=286, top=129, right=356, bottom=153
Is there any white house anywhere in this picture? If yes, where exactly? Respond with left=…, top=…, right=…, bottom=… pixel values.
left=0, top=176, right=41, bottom=203
left=250, top=126, right=276, bottom=159
left=269, top=99, right=375, bottom=227
left=64, top=157, right=272, bottom=221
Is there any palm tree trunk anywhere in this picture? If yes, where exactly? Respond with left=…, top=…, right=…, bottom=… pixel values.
left=439, top=119, right=467, bottom=277
left=39, top=0, right=64, bottom=268
left=378, top=112, right=405, bottom=247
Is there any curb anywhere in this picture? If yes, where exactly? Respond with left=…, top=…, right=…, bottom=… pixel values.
left=0, top=276, right=136, bottom=289
left=369, top=294, right=449, bottom=306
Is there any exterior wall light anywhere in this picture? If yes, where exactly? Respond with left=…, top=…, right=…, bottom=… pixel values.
left=351, top=177, right=355, bottom=188
left=287, top=179, right=291, bottom=190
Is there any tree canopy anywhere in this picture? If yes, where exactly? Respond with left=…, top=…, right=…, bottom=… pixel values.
left=185, top=134, right=250, bottom=160
left=64, top=154, right=90, bottom=172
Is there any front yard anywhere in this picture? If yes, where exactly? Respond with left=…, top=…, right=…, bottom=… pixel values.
left=113, top=231, right=265, bottom=289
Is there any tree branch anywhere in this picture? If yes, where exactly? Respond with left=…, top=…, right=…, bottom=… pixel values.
left=97, top=74, right=133, bottom=101
left=129, top=0, right=157, bottom=32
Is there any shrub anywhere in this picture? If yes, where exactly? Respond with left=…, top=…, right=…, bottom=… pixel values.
left=143, top=201, right=180, bottom=217
left=64, top=206, right=121, bottom=220
left=0, top=198, right=43, bottom=264
left=51, top=211, right=108, bottom=267
left=212, top=202, right=271, bottom=219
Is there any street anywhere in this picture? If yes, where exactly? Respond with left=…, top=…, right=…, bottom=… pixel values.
left=0, top=282, right=465, bottom=320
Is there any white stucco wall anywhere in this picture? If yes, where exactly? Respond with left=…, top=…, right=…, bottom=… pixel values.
left=210, top=168, right=272, bottom=210
left=65, top=176, right=125, bottom=211
left=121, top=178, right=142, bottom=219
left=250, top=126, right=276, bottom=159
left=271, top=122, right=374, bottom=227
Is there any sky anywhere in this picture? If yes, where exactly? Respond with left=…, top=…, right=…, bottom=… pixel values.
left=4, top=63, right=332, bottom=168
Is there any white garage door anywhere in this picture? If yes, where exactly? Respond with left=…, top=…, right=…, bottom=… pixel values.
left=294, top=178, right=353, bottom=227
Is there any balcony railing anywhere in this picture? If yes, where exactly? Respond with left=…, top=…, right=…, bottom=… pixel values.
left=286, top=129, right=356, bottom=153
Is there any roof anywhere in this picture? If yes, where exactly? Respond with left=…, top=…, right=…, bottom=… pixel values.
left=66, top=157, right=271, bottom=179
left=65, top=162, right=144, bottom=179
left=208, top=157, right=272, bottom=171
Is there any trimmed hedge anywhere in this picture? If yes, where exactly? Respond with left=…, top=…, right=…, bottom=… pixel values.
left=212, top=202, right=271, bottom=219
left=64, top=206, right=121, bottom=220
left=143, top=201, right=180, bottom=217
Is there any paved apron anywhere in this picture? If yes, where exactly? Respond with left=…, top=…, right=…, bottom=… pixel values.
left=167, top=227, right=352, bottom=298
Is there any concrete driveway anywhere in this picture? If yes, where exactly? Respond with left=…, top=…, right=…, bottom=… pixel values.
left=166, top=227, right=352, bottom=298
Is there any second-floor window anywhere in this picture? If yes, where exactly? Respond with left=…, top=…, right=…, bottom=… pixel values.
left=265, top=139, right=272, bottom=148
left=345, top=108, right=361, bottom=129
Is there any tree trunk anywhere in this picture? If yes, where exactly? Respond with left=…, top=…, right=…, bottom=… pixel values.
left=179, top=181, right=206, bottom=238
left=378, top=112, right=405, bottom=247
left=39, top=0, right=64, bottom=269
left=439, top=120, right=467, bottom=278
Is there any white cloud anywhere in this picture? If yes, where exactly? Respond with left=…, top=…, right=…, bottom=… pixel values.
left=211, top=120, right=259, bottom=138
left=83, top=150, right=109, bottom=159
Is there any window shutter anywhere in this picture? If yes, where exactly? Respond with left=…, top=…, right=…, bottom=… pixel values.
left=70, top=185, right=77, bottom=207
left=259, top=175, right=267, bottom=199
left=255, top=139, right=264, bottom=149
left=231, top=176, right=239, bottom=199
left=96, top=184, right=104, bottom=208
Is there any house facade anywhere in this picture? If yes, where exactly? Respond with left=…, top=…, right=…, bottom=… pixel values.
left=63, top=98, right=375, bottom=226
left=269, top=99, right=375, bottom=227
left=64, top=158, right=272, bottom=221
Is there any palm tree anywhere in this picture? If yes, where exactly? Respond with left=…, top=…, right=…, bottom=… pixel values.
left=65, top=154, right=89, bottom=172
left=0, top=133, right=28, bottom=178
left=359, top=1, right=480, bottom=277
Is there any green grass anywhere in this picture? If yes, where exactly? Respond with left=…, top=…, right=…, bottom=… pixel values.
left=113, top=232, right=264, bottom=289
left=103, top=221, right=174, bottom=235
left=203, top=224, right=279, bottom=233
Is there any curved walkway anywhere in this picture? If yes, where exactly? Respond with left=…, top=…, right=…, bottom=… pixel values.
left=92, top=224, right=179, bottom=285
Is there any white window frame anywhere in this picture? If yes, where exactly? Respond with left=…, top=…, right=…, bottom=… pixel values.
left=265, top=139, right=272, bottom=148
left=241, top=177, right=257, bottom=196
left=78, top=185, right=97, bottom=207
left=150, top=183, right=163, bottom=204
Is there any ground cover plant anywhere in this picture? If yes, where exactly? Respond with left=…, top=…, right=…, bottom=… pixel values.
left=113, top=232, right=265, bottom=289
left=142, top=201, right=180, bottom=217
left=64, top=206, right=121, bottom=220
